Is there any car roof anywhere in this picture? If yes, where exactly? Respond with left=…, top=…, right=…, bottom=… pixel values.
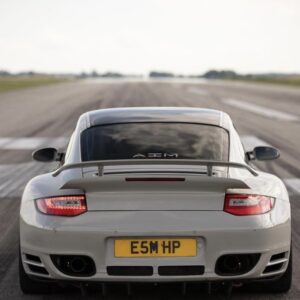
left=77, top=107, right=232, bottom=131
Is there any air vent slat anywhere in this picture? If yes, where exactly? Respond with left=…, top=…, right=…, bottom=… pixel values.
left=270, top=252, right=287, bottom=262
left=28, top=264, right=49, bottom=275
left=25, top=254, right=41, bottom=263
left=267, top=258, right=288, bottom=266
left=263, top=263, right=284, bottom=274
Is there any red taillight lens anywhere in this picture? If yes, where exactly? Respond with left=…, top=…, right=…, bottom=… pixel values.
left=224, top=194, right=274, bottom=216
left=36, top=195, right=87, bottom=216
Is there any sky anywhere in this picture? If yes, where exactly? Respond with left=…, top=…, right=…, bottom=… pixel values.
left=0, top=0, right=299, bottom=75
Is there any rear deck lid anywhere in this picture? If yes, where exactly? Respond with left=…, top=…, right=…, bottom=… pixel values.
left=61, top=174, right=249, bottom=211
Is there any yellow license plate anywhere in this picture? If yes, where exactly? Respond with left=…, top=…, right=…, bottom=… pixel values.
left=114, top=238, right=197, bottom=257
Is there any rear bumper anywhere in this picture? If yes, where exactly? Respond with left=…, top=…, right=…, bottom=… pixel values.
left=20, top=206, right=291, bottom=282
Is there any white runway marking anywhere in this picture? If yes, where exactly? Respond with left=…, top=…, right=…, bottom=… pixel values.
left=2, top=136, right=265, bottom=151
left=0, top=135, right=299, bottom=198
left=240, top=135, right=272, bottom=151
left=187, top=87, right=209, bottom=96
left=223, top=99, right=299, bottom=121
left=0, top=162, right=55, bottom=198
left=0, top=137, right=68, bottom=150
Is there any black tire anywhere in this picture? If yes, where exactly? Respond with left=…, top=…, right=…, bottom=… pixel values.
left=19, top=250, right=53, bottom=294
left=245, top=247, right=292, bottom=293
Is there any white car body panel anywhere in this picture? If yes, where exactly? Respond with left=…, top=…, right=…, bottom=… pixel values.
left=20, top=107, right=291, bottom=283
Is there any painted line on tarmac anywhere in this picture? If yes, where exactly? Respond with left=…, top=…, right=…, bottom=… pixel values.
left=0, top=137, right=68, bottom=150
left=0, top=135, right=299, bottom=198
left=0, top=162, right=55, bottom=198
left=223, top=99, right=299, bottom=121
left=0, top=135, right=274, bottom=152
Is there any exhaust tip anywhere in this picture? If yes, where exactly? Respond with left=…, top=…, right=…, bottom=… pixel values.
left=51, top=255, right=96, bottom=277
left=215, top=254, right=260, bottom=276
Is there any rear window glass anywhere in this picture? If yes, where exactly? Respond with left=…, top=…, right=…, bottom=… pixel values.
left=81, top=123, right=229, bottom=161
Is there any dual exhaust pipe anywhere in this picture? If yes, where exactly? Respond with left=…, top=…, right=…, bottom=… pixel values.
left=51, top=253, right=259, bottom=277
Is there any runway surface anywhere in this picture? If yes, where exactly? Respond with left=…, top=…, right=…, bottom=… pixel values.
left=0, top=78, right=299, bottom=299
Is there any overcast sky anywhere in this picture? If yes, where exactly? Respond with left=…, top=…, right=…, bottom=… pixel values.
left=0, top=0, right=299, bottom=74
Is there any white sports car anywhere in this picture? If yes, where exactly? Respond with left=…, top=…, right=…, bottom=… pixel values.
left=19, top=107, right=292, bottom=296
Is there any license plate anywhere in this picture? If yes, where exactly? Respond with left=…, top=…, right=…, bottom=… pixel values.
left=114, top=238, right=197, bottom=257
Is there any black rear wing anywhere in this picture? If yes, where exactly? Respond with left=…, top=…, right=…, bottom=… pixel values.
left=52, top=159, right=258, bottom=177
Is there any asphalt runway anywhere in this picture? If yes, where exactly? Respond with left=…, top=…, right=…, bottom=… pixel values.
left=0, top=78, right=299, bottom=299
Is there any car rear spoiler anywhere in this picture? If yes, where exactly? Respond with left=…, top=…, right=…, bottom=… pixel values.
left=60, top=176, right=250, bottom=192
left=52, top=159, right=258, bottom=177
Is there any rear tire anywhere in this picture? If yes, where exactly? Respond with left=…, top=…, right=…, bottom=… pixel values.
left=19, top=250, right=53, bottom=294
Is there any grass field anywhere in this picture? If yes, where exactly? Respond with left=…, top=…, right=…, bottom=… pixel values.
left=0, top=76, right=71, bottom=93
left=245, top=77, right=300, bottom=87
left=227, top=76, right=300, bottom=88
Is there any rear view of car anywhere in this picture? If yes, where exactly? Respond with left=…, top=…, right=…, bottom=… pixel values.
left=19, top=107, right=292, bottom=296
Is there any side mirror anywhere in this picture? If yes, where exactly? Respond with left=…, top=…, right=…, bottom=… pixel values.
left=32, top=148, right=63, bottom=162
left=247, top=146, right=280, bottom=161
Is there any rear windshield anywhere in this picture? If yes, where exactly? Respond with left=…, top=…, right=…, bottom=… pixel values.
left=81, top=123, right=229, bottom=161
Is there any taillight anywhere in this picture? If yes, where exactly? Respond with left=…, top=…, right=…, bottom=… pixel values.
left=36, top=195, right=87, bottom=216
left=224, top=194, right=274, bottom=216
